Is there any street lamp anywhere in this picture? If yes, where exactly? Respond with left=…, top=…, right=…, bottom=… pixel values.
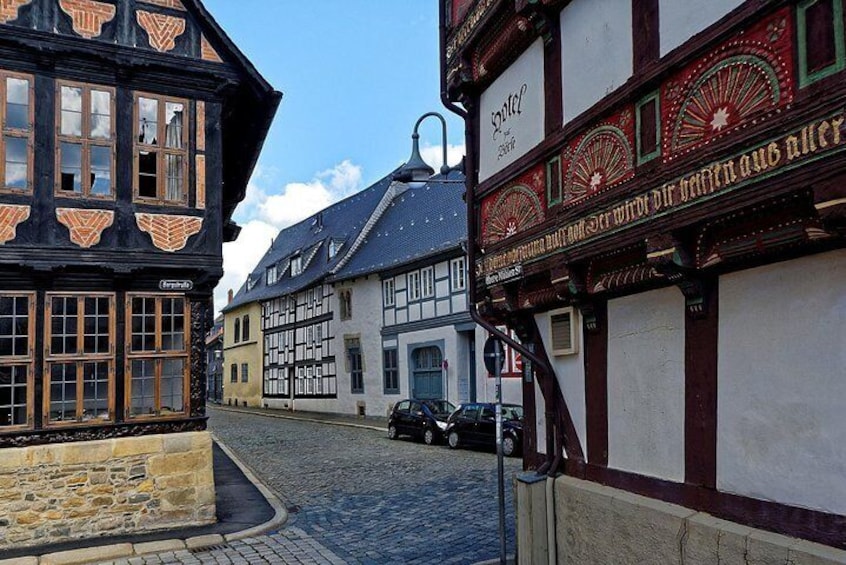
left=394, top=112, right=454, bottom=188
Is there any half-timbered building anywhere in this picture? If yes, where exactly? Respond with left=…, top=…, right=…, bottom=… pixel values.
left=330, top=170, right=521, bottom=414
left=0, top=0, right=278, bottom=549
left=441, top=0, right=846, bottom=560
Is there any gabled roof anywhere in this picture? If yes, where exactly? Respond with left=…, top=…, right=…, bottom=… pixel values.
left=330, top=171, right=467, bottom=281
left=223, top=172, right=397, bottom=312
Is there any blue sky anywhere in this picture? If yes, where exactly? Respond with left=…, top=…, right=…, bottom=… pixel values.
left=204, top=1, right=467, bottom=312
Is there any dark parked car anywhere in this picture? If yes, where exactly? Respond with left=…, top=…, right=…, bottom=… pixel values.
left=388, top=399, right=456, bottom=445
left=444, top=402, right=524, bottom=457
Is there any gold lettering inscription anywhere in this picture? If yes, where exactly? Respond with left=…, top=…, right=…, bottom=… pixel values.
left=479, top=113, right=846, bottom=276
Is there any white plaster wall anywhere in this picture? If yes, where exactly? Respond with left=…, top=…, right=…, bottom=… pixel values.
left=607, top=287, right=685, bottom=482
left=717, top=249, right=846, bottom=515
left=561, top=0, right=633, bottom=125
left=659, top=0, right=744, bottom=57
left=534, top=311, right=587, bottom=460
left=328, top=276, right=384, bottom=417
left=479, top=39, right=545, bottom=182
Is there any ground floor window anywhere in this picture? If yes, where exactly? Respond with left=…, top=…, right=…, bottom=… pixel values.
left=45, top=293, right=114, bottom=425
left=0, top=293, right=34, bottom=429
left=383, top=348, right=398, bottom=394
left=126, top=294, right=189, bottom=418
left=264, top=366, right=290, bottom=397
left=293, top=364, right=337, bottom=398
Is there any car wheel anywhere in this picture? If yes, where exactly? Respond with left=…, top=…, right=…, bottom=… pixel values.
left=448, top=431, right=460, bottom=449
left=503, top=435, right=518, bottom=457
left=423, top=428, right=435, bottom=446
left=388, top=425, right=398, bottom=440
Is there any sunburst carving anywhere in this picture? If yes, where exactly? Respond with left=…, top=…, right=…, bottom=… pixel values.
left=564, top=126, right=633, bottom=202
left=484, top=184, right=544, bottom=245
left=670, top=55, right=781, bottom=154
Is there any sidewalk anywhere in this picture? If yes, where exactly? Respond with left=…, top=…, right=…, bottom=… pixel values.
left=211, top=403, right=389, bottom=432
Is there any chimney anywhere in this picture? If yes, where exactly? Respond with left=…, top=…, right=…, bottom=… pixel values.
left=228, top=289, right=233, bottom=304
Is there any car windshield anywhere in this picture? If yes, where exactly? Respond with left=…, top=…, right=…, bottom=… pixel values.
left=424, top=400, right=456, bottom=415
left=502, top=405, right=523, bottom=421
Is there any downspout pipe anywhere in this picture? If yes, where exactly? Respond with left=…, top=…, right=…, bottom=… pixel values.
left=439, top=1, right=558, bottom=471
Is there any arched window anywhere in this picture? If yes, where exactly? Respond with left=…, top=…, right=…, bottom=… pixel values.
left=242, top=315, right=250, bottom=342
left=233, top=318, right=240, bottom=343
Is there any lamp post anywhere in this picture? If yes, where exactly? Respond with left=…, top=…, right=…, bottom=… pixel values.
left=393, top=112, right=456, bottom=187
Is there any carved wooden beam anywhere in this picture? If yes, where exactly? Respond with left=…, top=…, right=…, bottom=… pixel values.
left=514, top=0, right=555, bottom=45
left=814, top=184, right=846, bottom=237
left=646, top=233, right=708, bottom=318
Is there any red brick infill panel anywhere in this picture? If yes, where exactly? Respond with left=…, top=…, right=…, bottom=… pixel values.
left=58, top=0, right=116, bottom=39
left=0, top=0, right=31, bottom=24
left=56, top=208, right=114, bottom=248
left=201, top=35, right=223, bottom=63
left=137, top=0, right=186, bottom=11
left=135, top=213, right=203, bottom=252
left=0, top=204, right=30, bottom=244
left=136, top=10, right=186, bottom=53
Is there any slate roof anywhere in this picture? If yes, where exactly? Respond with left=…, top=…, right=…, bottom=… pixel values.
left=330, top=170, right=467, bottom=282
left=222, top=172, right=396, bottom=312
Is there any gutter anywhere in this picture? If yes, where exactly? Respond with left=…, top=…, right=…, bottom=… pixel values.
left=438, top=0, right=559, bottom=474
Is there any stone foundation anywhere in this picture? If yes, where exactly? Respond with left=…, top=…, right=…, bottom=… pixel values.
left=0, top=431, right=216, bottom=550
left=553, top=475, right=846, bottom=565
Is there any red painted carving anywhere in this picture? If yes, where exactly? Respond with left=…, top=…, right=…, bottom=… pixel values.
left=559, top=106, right=636, bottom=205
left=480, top=164, right=546, bottom=247
left=662, top=8, right=794, bottom=161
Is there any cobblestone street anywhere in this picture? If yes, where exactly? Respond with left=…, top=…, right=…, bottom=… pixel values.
left=101, top=406, right=521, bottom=565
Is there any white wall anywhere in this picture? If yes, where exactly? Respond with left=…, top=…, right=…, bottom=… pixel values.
left=561, top=0, right=633, bottom=125
left=659, top=0, right=744, bottom=56
left=479, top=39, right=545, bottom=182
left=717, top=249, right=846, bottom=515
left=607, top=287, right=685, bottom=482
left=534, top=310, right=587, bottom=460
left=472, top=328, right=524, bottom=406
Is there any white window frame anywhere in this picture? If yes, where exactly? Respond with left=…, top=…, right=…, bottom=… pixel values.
left=408, top=271, right=421, bottom=301
left=383, top=278, right=395, bottom=307
left=290, top=255, right=302, bottom=276
left=451, top=257, right=466, bottom=291
left=421, top=267, right=434, bottom=298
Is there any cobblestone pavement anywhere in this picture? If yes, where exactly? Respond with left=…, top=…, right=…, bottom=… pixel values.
left=101, top=406, right=522, bottom=565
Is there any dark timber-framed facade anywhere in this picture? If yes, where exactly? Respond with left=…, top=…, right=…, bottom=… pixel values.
left=441, top=0, right=846, bottom=559
left=0, top=0, right=279, bottom=550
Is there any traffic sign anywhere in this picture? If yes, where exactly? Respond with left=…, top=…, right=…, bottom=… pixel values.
left=483, top=335, right=505, bottom=375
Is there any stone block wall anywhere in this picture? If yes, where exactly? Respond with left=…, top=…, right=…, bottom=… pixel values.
left=0, top=431, right=215, bottom=550
left=553, top=476, right=846, bottom=565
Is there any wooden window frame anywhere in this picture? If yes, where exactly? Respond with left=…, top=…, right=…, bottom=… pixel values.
left=0, top=292, right=35, bottom=431
left=408, top=271, right=421, bottom=301
left=546, top=156, right=563, bottom=206
left=0, top=72, right=34, bottom=194
left=383, top=348, right=399, bottom=394
left=636, top=90, right=662, bottom=164
left=55, top=81, right=116, bottom=200
left=798, top=0, right=846, bottom=87
left=133, top=92, right=190, bottom=205
left=124, top=294, right=190, bottom=420
left=43, top=293, right=116, bottom=426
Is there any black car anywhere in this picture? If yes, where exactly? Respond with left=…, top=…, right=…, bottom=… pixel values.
left=444, top=402, right=524, bottom=457
left=388, top=399, right=456, bottom=445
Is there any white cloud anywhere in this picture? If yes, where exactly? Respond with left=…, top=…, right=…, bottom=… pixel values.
left=215, top=160, right=365, bottom=315
left=257, top=160, right=363, bottom=230
left=420, top=142, right=465, bottom=172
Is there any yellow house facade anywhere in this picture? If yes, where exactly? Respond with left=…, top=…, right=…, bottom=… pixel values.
left=222, top=301, right=263, bottom=408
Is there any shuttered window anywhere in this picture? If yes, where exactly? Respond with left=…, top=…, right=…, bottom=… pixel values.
left=550, top=307, right=578, bottom=356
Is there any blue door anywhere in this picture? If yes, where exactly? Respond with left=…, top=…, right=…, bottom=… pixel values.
left=412, top=346, right=443, bottom=400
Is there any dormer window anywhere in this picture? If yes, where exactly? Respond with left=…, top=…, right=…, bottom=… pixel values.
left=291, top=254, right=303, bottom=276
left=266, top=264, right=277, bottom=285
left=328, top=239, right=344, bottom=260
